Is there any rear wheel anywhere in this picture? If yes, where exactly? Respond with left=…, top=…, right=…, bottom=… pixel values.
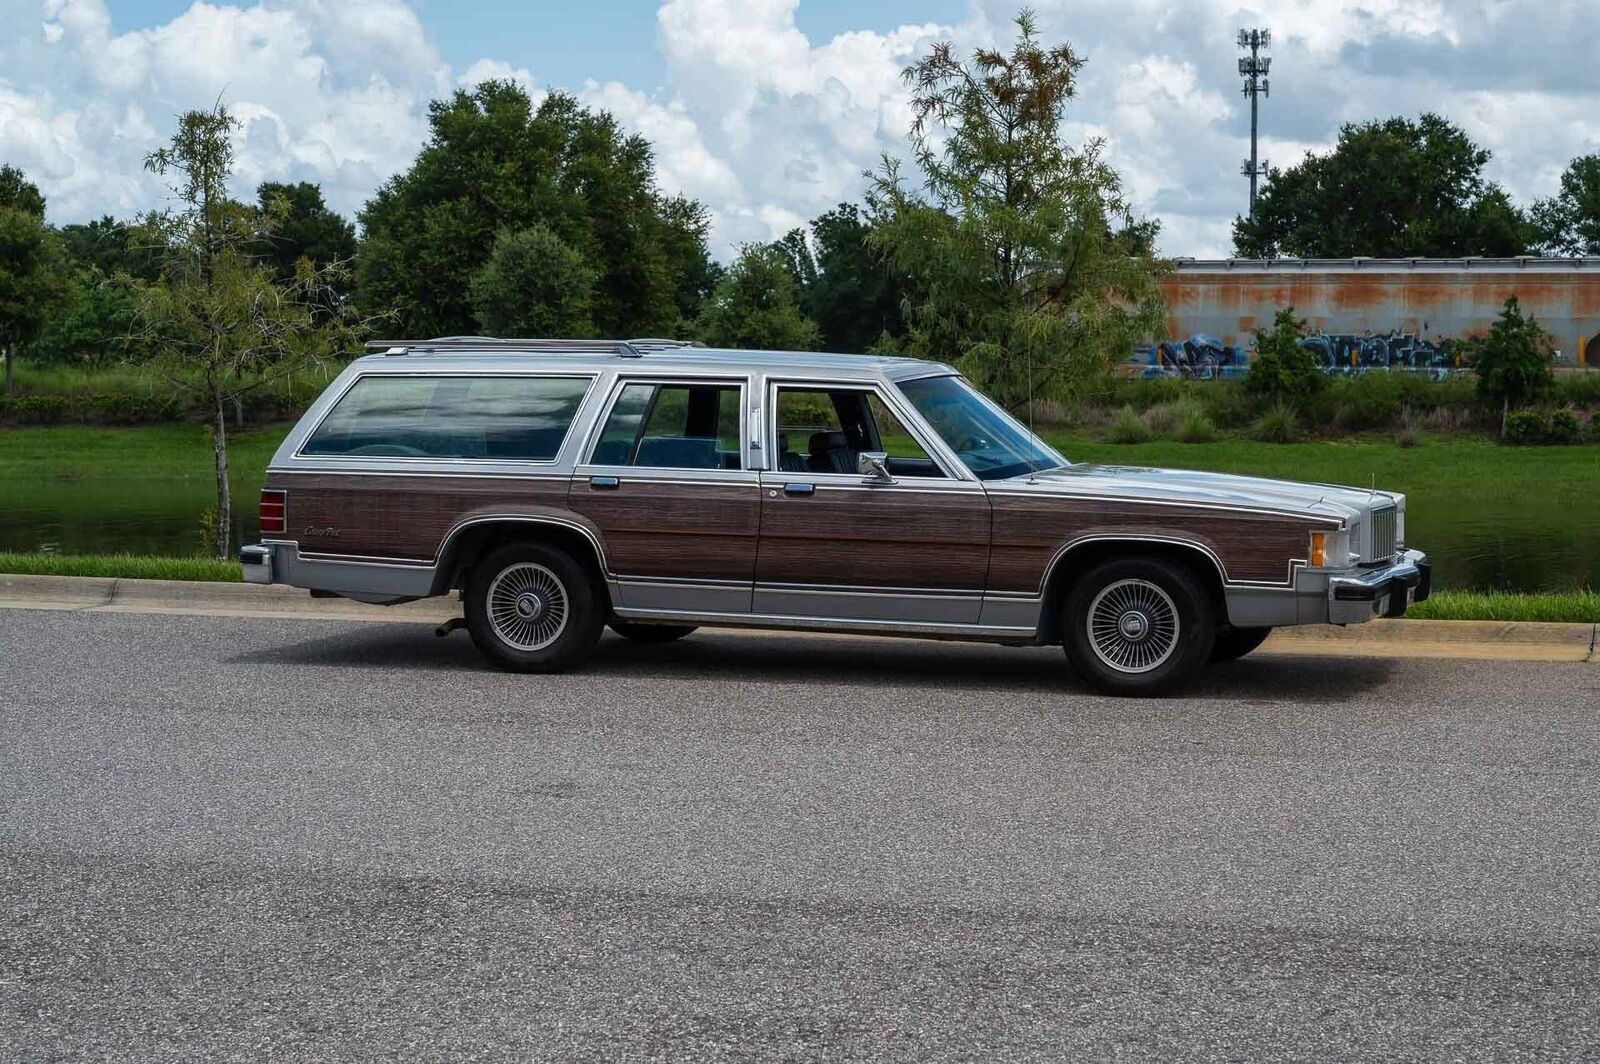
left=465, top=542, right=604, bottom=672
left=1210, top=625, right=1272, bottom=662
left=1062, top=557, right=1215, bottom=697
left=608, top=621, right=698, bottom=643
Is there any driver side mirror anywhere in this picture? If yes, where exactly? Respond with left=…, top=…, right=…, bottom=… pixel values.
left=857, top=450, right=895, bottom=483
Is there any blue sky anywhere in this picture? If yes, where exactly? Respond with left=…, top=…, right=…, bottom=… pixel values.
left=3, top=0, right=1596, bottom=258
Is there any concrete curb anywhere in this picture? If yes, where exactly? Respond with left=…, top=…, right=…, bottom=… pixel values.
left=0, top=572, right=1595, bottom=662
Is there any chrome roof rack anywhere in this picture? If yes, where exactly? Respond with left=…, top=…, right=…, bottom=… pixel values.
left=365, top=336, right=701, bottom=359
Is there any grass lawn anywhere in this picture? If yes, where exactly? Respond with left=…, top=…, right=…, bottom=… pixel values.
left=0, top=552, right=242, bottom=582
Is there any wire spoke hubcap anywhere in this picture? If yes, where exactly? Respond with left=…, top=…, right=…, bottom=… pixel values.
left=1087, top=578, right=1180, bottom=674
left=487, top=562, right=569, bottom=652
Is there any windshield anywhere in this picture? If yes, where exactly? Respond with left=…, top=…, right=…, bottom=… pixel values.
left=895, top=375, right=1066, bottom=481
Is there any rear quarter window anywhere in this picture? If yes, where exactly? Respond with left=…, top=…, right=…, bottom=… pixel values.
left=301, top=375, right=591, bottom=461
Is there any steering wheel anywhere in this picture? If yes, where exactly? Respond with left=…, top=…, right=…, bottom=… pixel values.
left=955, top=434, right=994, bottom=454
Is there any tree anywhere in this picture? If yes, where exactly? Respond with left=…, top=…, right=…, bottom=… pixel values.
left=1234, top=115, right=1534, bottom=258
left=359, top=82, right=714, bottom=339
left=696, top=243, right=820, bottom=351
left=1243, top=308, right=1323, bottom=407
left=138, top=104, right=356, bottom=559
left=868, top=11, right=1167, bottom=409
left=776, top=202, right=908, bottom=352
left=1532, top=154, right=1600, bottom=255
left=0, top=165, right=65, bottom=396
left=1467, top=296, right=1552, bottom=433
left=252, top=182, right=356, bottom=281
left=469, top=225, right=597, bottom=336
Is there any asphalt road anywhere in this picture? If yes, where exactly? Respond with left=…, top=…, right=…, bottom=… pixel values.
left=1, top=607, right=1597, bottom=1062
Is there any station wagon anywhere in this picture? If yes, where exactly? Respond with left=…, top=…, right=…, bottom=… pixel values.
left=242, top=337, right=1429, bottom=695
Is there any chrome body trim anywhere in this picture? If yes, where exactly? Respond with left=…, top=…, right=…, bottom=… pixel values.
left=610, top=605, right=1037, bottom=642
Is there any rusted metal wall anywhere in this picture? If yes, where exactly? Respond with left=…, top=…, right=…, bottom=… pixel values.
left=1158, top=258, right=1600, bottom=368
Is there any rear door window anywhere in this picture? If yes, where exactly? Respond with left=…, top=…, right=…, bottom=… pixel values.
left=301, top=375, right=590, bottom=461
left=589, top=382, right=743, bottom=470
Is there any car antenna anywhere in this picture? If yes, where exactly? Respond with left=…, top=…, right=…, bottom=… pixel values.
left=1025, top=342, right=1039, bottom=484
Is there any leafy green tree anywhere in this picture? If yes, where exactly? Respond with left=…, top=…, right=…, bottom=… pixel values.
left=252, top=181, right=356, bottom=281
left=1234, top=115, right=1534, bottom=258
left=1532, top=154, right=1600, bottom=255
left=1243, top=308, right=1323, bottom=407
left=469, top=225, right=597, bottom=336
left=0, top=165, right=46, bottom=217
left=696, top=243, right=819, bottom=351
left=777, top=202, right=907, bottom=352
left=1467, top=296, right=1552, bottom=433
left=0, top=165, right=66, bottom=396
left=868, top=11, right=1167, bottom=408
left=137, top=104, right=358, bottom=559
left=359, top=82, right=714, bottom=339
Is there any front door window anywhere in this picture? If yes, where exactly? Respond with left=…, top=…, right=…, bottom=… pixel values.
left=772, top=386, right=944, bottom=478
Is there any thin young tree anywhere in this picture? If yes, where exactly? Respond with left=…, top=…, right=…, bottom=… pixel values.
left=138, top=103, right=359, bottom=559
left=869, top=9, right=1166, bottom=410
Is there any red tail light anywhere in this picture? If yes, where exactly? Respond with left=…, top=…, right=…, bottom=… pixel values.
left=259, top=489, right=287, bottom=535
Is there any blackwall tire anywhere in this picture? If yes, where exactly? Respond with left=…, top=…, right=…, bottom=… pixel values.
left=608, top=621, right=698, bottom=643
left=465, top=542, right=604, bottom=672
left=1062, top=557, right=1215, bottom=697
left=1210, top=625, right=1272, bottom=663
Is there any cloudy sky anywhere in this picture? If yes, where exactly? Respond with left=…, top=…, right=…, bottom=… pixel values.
left=2, top=0, right=1596, bottom=259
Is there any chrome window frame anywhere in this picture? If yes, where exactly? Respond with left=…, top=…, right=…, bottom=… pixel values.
left=289, top=369, right=601, bottom=471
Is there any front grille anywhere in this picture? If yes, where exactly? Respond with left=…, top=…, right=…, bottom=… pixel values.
left=1368, top=507, right=1398, bottom=562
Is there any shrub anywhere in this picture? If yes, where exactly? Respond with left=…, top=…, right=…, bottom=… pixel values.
left=86, top=392, right=168, bottom=425
left=1554, top=372, right=1600, bottom=406
left=1200, top=383, right=1257, bottom=429
left=1548, top=408, right=1583, bottom=445
left=1106, top=404, right=1151, bottom=444
left=1396, top=407, right=1423, bottom=448
left=1503, top=409, right=1548, bottom=445
left=1251, top=404, right=1302, bottom=443
left=1469, top=296, right=1553, bottom=414
left=11, top=394, right=70, bottom=424
left=1244, top=308, right=1325, bottom=407
left=1142, top=398, right=1205, bottom=437
left=1175, top=408, right=1219, bottom=443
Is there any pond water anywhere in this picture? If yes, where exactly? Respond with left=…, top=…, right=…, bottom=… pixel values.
left=2, top=439, right=1596, bottom=593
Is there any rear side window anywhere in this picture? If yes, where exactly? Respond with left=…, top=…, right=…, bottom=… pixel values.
left=301, top=375, right=590, bottom=461
left=589, top=382, right=743, bottom=470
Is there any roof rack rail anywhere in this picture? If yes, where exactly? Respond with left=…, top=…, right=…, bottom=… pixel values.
left=365, top=336, right=701, bottom=358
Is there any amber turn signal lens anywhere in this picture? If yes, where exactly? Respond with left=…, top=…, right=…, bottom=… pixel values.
left=1309, top=532, right=1326, bottom=567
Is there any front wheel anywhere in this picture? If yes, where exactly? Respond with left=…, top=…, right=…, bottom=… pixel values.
left=1062, top=557, right=1215, bottom=696
left=465, top=542, right=604, bottom=672
left=1211, top=625, right=1272, bottom=662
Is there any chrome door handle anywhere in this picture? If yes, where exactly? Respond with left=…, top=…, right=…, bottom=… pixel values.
left=589, top=476, right=620, bottom=490
left=782, top=482, right=815, bottom=496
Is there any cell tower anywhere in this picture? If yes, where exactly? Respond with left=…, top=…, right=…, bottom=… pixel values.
left=1238, top=28, right=1271, bottom=214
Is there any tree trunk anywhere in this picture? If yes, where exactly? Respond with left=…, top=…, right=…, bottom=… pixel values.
left=3, top=344, right=11, bottom=399
left=212, top=385, right=232, bottom=562
left=1501, top=397, right=1509, bottom=439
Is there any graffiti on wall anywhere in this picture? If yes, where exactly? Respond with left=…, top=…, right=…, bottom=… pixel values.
left=1123, top=329, right=1465, bottom=380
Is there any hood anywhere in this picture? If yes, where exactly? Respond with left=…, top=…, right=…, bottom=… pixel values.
left=1008, top=464, right=1403, bottom=525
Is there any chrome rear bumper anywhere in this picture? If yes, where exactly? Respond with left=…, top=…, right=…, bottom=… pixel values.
left=240, top=544, right=274, bottom=584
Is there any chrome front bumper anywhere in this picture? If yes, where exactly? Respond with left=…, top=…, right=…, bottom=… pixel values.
left=1325, top=548, right=1431, bottom=624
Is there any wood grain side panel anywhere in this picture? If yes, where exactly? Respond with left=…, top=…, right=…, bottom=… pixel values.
left=264, top=472, right=570, bottom=560
left=756, top=487, right=992, bottom=590
left=987, top=494, right=1340, bottom=592
left=567, top=480, right=760, bottom=581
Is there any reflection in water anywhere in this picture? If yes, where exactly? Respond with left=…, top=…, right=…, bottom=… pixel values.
left=1, top=471, right=1595, bottom=593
